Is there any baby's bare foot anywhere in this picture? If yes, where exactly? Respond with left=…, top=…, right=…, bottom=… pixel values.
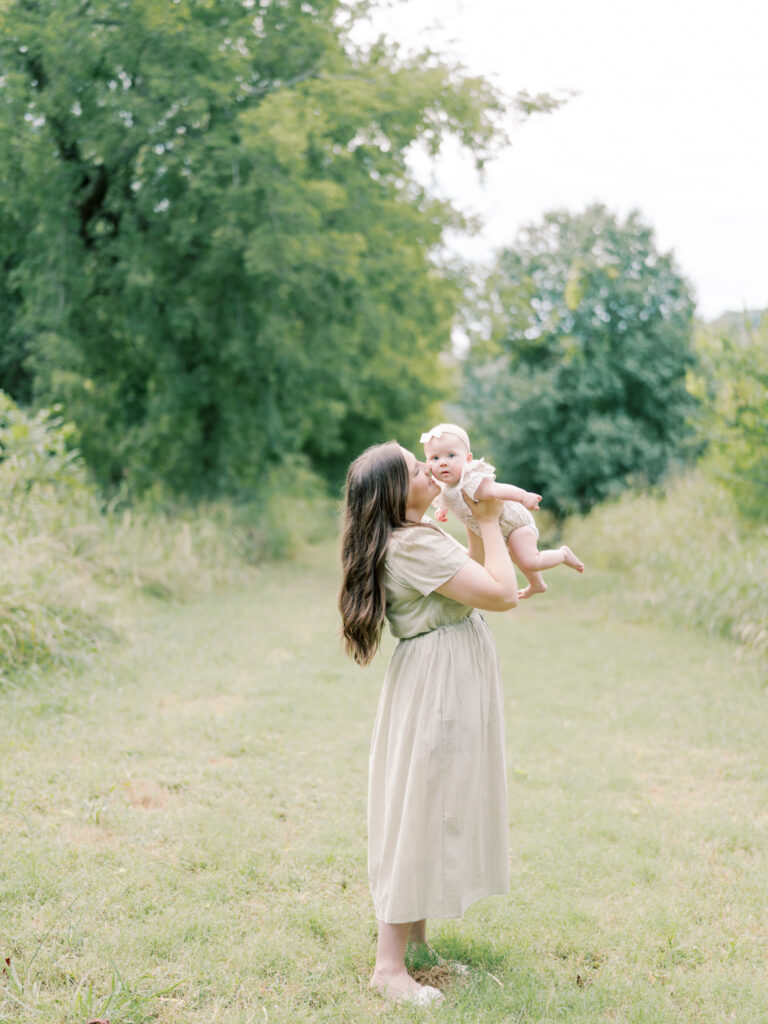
left=519, top=579, right=547, bottom=599
left=561, top=545, right=584, bottom=572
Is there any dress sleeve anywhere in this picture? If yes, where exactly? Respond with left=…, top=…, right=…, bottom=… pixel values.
left=388, top=527, right=469, bottom=595
left=461, top=458, right=496, bottom=500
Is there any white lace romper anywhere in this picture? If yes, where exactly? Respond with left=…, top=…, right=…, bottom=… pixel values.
left=436, top=458, right=538, bottom=540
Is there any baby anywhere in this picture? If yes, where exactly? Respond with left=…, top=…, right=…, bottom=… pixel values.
left=420, top=423, right=584, bottom=599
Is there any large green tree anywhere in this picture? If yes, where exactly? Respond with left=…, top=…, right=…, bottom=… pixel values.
left=691, top=311, right=768, bottom=522
left=0, top=0, right=507, bottom=494
left=463, top=205, right=698, bottom=519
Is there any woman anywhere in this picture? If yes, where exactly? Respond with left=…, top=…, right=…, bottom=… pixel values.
left=339, top=441, right=519, bottom=1006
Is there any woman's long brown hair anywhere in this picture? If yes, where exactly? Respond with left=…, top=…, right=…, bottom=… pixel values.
left=339, top=442, right=410, bottom=665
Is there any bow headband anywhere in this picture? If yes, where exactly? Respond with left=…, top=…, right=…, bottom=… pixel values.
left=419, top=423, right=471, bottom=450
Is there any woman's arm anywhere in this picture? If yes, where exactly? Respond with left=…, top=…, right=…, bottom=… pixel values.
left=466, top=529, right=484, bottom=564
left=436, top=495, right=518, bottom=611
left=474, top=477, right=541, bottom=510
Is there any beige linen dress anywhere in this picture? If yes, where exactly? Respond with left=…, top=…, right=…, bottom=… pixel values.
left=368, top=524, right=509, bottom=924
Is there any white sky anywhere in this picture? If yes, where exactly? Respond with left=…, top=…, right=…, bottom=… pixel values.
left=352, top=0, right=768, bottom=320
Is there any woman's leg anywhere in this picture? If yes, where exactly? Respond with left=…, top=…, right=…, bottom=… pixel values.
left=408, top=918, right=471, bottom=977
left=371, top=920, right=441, bottom=1002
left=371, top=921, right=420, bottom=996
left=407, top=919, right=427, bottom=947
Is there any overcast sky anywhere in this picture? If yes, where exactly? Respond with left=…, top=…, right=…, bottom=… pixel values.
left=352, top=0, right=768, bottom=321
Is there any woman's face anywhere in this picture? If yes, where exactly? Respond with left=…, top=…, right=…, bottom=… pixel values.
left=400, top=447, right=440, bottom=520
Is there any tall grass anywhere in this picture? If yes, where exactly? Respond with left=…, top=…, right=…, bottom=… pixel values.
left=0, top=395, right=335, bottom=679
left=567, top=469, right=768, bottom=659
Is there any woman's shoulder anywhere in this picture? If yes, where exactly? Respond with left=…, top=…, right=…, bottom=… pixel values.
left=389, top=521, right=448, bottom=550
left=387, top=522, right=468, bottom=562
left=386, top=523, right=468, bottom=594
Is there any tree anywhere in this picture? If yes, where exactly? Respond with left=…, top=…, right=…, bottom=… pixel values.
left=463, top=205, right=699, bottom=519
left=0, top=0, right=510, bottom=495
left=691, top=311, right=768, bottom=522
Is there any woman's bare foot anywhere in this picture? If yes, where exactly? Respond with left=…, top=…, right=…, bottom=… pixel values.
left=561, top=545, right=585, bottom=572
left=519, top=578, right=547, bottom=599
left=370, top=969, right=444, bottom=1006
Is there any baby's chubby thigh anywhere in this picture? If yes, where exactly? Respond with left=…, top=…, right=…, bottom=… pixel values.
left=506, top=524, right=540, bottom=570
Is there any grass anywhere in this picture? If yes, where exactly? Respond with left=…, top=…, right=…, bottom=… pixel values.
left=2, top=531, right=767, bottom=1023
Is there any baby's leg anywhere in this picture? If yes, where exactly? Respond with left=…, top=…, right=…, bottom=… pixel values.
left=507, top=527, right=547, bottom=599
left=508, top=527, right=585, bottom=598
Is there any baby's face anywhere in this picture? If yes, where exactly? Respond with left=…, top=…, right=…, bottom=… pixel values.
left=424, top=434, right=471, bottom=487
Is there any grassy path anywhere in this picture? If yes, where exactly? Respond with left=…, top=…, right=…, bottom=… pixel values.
left=1, top=540, right=766, bottom=1023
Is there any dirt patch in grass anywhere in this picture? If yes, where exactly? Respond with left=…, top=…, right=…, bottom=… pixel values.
left=122, top=779, right=173, bottom=810
left=61, top=823, right=121, bottom=849
left=155, top=694, right=245, bottom=716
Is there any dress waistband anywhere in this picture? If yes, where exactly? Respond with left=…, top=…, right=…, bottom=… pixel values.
left=397, top=609, right=483, bottom=642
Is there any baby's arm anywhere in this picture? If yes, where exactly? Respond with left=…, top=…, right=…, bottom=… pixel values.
left=431, top=494, right=449, bottom=521
left=474, top=477, right=542, bottom=510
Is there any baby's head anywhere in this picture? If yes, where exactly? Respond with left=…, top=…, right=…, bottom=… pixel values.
left=420, top=423, right=473, bottom=487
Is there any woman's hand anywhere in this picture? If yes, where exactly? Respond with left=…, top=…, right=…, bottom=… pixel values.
left=461, top=490, right=503, bottom=524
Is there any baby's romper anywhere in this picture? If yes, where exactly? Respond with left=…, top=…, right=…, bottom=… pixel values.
left=437, top=458, right=538, bottom=540
left=367, top=524, right=509, bottom=923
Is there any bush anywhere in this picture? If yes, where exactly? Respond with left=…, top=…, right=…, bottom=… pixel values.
left=567, top=470, right=768, bottom=658
left=0, top=393, right=335, bottom=679
left=0, top=398, right=108, bottom=675
left=691, top=312, right=768, bottom=522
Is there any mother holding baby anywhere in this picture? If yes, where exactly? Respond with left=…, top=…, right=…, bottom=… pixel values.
left=338, top=437, right=519, bottom=1006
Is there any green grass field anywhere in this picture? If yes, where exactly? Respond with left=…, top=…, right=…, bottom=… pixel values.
left=1, top=538, right=766, bottom=1023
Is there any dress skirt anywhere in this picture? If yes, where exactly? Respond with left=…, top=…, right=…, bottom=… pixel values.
left=368, top=610, right=509, bottom=924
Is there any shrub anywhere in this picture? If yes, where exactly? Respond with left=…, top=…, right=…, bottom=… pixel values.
left=0, top=393, right=335, bottom=678
left=567, top=470, right=768, bottom=657
left=691, top=312, right=768, bottom=522
left=0, top=396, right=109, bottom=675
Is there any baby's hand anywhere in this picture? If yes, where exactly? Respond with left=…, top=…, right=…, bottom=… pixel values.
left=435, top=508, right=449, bottom=523
left=522, top=491, right=542, bottom=511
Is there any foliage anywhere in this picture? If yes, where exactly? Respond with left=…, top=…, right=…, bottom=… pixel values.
left=0, top=390, right=91, bottom=512
left=463, top=205, right=699, bottom=519
left=567, top=469, right=768, bottom=657
left=0, top=392, right=107, bottom=674
left=0, top=391, right=334, bottom=676
left=0, top=0, right=510, bottom=496
left=690, top=311, right=768, bottom=522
